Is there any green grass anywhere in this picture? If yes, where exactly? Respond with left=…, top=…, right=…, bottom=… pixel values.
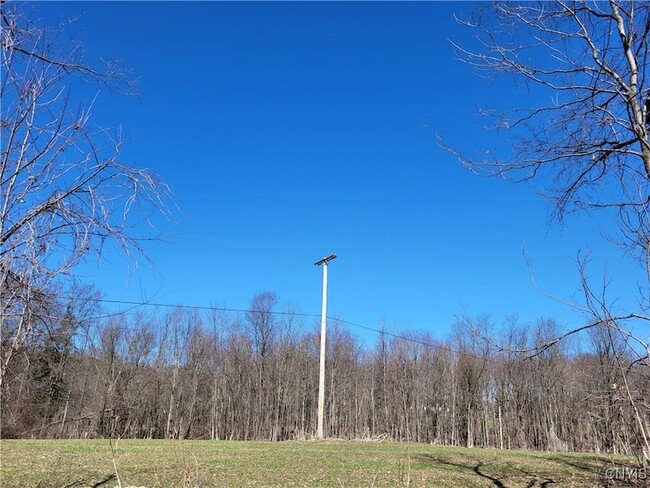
left=0, top=439, right=638, bottom=487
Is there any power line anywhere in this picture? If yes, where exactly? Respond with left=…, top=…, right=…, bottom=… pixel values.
left=71, top=296, right=507, bottom=363
left=95, top=297, right=322, bottom=319
left=8, top=294, right=541, bottom=363
left=331, top=316, right=505, bottom=364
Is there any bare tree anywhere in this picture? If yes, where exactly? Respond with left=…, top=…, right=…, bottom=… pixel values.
left=447, top=1, right=649, bottom=265
left=445, top=0, right=650, bottom=462
left=0, top=4, right=172, bottom=387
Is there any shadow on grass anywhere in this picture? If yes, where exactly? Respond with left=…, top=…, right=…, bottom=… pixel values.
left=548, top=455, right=650, bottom=486
left=90, top=474, right=116, bottom=487
left=473, top=461, right=507, bottom=487
left=36, top=479, right=92, bottom=488
left=33, top=474, right=115, bottom=488
left=547, top=454, right=608, bottom=472
left=415, top=454, right=557, bottom=488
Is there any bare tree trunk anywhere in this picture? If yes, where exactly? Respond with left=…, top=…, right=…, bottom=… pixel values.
left=498, top=405, right=504, bottom=450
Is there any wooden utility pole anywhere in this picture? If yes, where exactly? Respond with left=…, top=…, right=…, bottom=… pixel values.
left=314, top=253, right=336, bottom=439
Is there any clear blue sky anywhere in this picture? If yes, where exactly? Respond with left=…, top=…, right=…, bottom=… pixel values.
left=34, top=1, right=640, bottom=344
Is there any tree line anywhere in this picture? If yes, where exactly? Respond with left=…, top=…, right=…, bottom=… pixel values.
left=2, top=289, right=647, bottom=459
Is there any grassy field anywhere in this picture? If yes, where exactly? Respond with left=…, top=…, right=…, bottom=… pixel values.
left=0, top=439, right=640, bottom=487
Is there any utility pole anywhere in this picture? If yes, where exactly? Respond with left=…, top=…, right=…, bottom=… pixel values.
left=314, top=253, right=336, bottom=439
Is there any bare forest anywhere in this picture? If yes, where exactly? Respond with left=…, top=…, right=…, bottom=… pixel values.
left=1, top=291, right=648, bottom=459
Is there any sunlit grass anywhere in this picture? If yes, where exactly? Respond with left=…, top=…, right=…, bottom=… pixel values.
left=0, top=439, right=636, bottom=487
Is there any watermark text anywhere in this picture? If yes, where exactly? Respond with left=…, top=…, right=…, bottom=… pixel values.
left=601, top=466, right=647, bottom=483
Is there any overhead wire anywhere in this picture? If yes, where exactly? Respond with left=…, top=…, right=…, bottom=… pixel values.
left=62, top=296, right=513, bottom=364
left=6, top=292, right=561, bottom=363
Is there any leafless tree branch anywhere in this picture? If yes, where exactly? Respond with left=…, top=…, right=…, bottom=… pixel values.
left=0, top=4, right=174, bottom=388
